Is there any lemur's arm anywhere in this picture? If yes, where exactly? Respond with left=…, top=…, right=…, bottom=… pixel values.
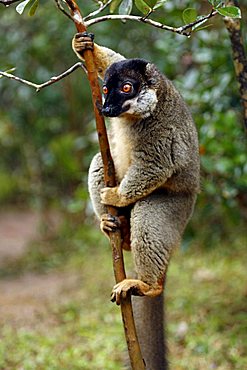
left=72, top=33, right=125, bottom=80
left=101, top=140, right=176, bottom=208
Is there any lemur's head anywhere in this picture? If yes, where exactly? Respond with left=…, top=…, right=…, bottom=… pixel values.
left=101, top=59, right=160, bottom=119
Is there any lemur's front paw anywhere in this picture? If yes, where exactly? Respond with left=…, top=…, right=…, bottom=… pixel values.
left=72, top=32, right=94, bottom=55
left=111, top=279, right=164, bottom=305
left=100, top=187, right=129, bottom=207
left=100, top=213, right=121, bottom=237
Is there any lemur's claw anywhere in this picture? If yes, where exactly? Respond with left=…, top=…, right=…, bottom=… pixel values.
left=111, top=279, right=145, bottom=305
left=100, top=213, right=121, bottom=235
left=75, top=32, right=94, bottom=41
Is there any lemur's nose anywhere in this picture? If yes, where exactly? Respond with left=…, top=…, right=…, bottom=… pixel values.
left=101, top=106, right=115, bottom=117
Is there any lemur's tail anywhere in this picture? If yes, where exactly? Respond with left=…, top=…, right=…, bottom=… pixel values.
left=132, top=292, right=168, bottom=370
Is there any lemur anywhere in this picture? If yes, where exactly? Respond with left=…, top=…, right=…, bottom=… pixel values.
left=72, top=32, right=200, bottom=369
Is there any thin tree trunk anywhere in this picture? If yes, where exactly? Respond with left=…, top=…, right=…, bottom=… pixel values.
left=224, top=1, right=247, bottom=131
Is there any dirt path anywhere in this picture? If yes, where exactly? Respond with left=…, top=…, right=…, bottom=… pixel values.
left=0, top=209, right=40, bottom=261
left=0, top=209, right=79, bottom=328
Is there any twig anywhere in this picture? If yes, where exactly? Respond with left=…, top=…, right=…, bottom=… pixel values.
left=54, top=0, right=73, bottom=21
left=0, top=62, right=86, bottom=92
left=85, top=10, right=218, bottom=36
left=83, top=0, right=113, bottom=21
left=0, top=0, right=20, bottom=6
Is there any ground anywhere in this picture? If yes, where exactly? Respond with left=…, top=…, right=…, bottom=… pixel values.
left=0, top=209, right=79, bottom=329
left=0, top=209, right=246, bottom=369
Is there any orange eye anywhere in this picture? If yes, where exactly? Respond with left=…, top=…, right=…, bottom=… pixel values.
left=102, top=85, right=108, bottom=94
left=121, top=83, right=132, bottom=93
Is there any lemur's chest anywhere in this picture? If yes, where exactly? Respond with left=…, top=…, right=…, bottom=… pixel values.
left=109, top=118, right=134, bottom=182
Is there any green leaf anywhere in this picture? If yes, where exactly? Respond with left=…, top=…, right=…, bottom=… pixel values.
left=208, top=0, right=223, bottom=8
left=110, top=0, right=122, bottom=13
left=153, top=0, right=167, bottom=10
left=145, top=0, right=158, bottom=8
left=16, top=0, right=31, bottom=15
left=182, top=8, right=197, bottom=24
left=135, top=0, right=151, bottom=14
left=28, top=0, right=39, bottom=16
left=217, top=6, right=241, bottom=18
left=119, top=0, right=133, bottom=15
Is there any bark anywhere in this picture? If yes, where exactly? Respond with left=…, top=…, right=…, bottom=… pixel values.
left=224, top=1, right=247, bottom=131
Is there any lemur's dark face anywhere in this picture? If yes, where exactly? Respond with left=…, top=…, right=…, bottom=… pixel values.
left=102, top=59, right=158, bottom=118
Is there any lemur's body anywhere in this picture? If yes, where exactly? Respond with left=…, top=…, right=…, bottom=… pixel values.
left=73, top=33, right=199, bottom=303
left=73, top=34, right=200, bottom=369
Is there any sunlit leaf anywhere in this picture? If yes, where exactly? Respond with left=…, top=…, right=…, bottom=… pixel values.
left=135, top=0, right=151, bottom=14
left=182, top=8, right=197, bottom=24
left=16, top=0, right=31, bottom=15
left=153, top=0, right=166, bottom=10
left=145, top=0, right=158, bottom=8
left=208, top=0, right=223, bottom=8
left=119, top=0, right=133, bottom=15
left=28, top=0, right=39, bottom=16
left=110, top=0, right=122, bottom=13
left=217, top=6, right=241, bottom=18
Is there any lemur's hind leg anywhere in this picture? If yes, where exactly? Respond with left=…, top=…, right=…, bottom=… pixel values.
left=111, top=192, right=196, bottom=305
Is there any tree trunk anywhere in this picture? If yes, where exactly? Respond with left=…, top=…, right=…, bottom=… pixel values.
left=224, top=1, right=247, bottom=131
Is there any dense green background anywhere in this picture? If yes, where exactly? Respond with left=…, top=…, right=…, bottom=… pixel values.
left=0, top=1, right=246, bottom=245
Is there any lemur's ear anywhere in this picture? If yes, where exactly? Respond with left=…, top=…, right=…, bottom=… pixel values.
left=145, top=63, right=163, bottom=88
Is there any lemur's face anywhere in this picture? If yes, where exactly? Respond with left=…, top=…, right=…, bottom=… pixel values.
left=102, top=59, right=158, bottom=119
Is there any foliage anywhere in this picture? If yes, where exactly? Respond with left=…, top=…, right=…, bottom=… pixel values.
left=0, top=1, right=246, bottom=244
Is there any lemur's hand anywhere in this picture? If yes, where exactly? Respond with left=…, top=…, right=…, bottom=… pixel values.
left=100, top=213, right=121, bottom=236
left=100, top=213, right=131, bottom=251
left=72, top=32, right=94, bottom=57
left=100, top=186, right=130, bottom=208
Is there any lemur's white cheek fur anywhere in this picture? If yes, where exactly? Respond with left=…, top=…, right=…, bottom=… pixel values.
left=122, top=89, right=158, bottom=118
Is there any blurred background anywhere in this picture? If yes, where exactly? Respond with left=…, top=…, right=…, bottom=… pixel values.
left=0, top=1, right=246, bottom=369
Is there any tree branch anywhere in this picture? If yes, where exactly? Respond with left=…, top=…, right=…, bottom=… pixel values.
left=0, top=0, right=21, bottom=6
left=224, top=1, right=247, bottom=131
left=54, top=0, right=73, bottom=21
left=85, top=10, right=217, bottom=36
left=0, top=62, right=86, bottom=92
left=83, top=0, right=113, bottom=22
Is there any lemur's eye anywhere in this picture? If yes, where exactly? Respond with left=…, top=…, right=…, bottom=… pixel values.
left=102, top=85, right=108, bottom=95
left=121, top=83, right=133, bottom=93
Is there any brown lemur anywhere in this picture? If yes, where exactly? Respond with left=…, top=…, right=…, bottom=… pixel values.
left=72, top=32, right=200, bottom=365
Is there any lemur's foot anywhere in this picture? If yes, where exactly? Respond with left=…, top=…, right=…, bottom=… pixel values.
left=111, top=279, right=163, bottom=305
left=100, top=213, right=121, bottom=237
left=73, top=32, right=94, bottom=55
